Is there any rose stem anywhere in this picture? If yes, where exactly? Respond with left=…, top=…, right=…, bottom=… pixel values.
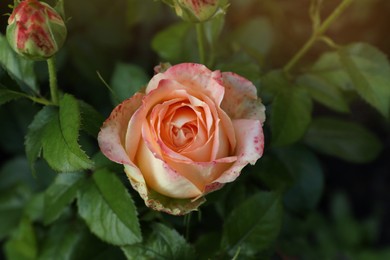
left=47, top=57, right=59, bottom=105
left=283, top=0, right=354, bottom=75
left=196, top=23, right=206, bottom=64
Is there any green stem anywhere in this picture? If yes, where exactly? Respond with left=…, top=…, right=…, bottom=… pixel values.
left=283, top=0, right=354, bottom=74
left=196, top=23, right=206, bottom=64
left=28, top=96, right=53, bottom=106
left=47, top=57, right=59, bottom=105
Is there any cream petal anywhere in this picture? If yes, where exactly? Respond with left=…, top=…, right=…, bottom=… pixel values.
left=135, top=139, right=202, bottom=199
left=165, top=155, right=236, bottom=192
left=214, top=119, right=264, bottom=184
left=221, top=72, right=266, bottom=123
left=98, top=93, right=144, bottom=165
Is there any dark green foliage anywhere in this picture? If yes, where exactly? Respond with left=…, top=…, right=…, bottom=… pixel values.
left=1, top=0, right=389, bottom=259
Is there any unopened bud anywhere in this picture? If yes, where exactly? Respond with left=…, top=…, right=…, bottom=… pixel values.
left=169, top=0, right=228, bottom=23
left=6, top=0, right=67, bottom=60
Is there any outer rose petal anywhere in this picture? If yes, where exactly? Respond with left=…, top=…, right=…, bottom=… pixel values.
left=135, top=139, right=202, bottom=199
left=214, top=119, right=264, bottom=184
left=125, top=164, right=206, bottom=215
left=147, top=63, right=225, bottom=106
left=221, top=72, right=266, bottom=123
left=98, top=93, right=144, bottom=165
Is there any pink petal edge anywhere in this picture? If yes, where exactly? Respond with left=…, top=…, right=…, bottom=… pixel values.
left=214, top=119, right=264, bottom=184
left=221, top=72, right=266, bottom=123
left=98, top=93, right=144, bottom=166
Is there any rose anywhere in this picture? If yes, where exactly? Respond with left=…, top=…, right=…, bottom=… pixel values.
left=98, top=63, right=265, bottom=215
left=6, top=0, right=67, bottom=60
left=162, top=0, right=228, bottom=22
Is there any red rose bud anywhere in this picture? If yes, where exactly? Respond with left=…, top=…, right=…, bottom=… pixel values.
left=172, top=0, right=228, bottom=22
left=6, top=0, right=67, bottom=60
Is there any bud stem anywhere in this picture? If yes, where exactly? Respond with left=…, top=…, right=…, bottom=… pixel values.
left=283, top=0, right=354, bottom=75
left=47, top=57, right=59, bottom=105
left=196, top=23, right=206, bottom=64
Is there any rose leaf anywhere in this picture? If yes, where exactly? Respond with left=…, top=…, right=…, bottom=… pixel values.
left=303, top=117, right=383, bottom=163
left=221, top=191, right=283, bottom=257
left=42, top=94, right=94, bottom=172
left=77, top=169, right=142, bottom=246
left=122, top=223, right=195, bottom=260
left=43, top=173, right=86, bottom=225
left=270, top=86, right=313, bottom=147
left=0, top=35, right=38, bottom=94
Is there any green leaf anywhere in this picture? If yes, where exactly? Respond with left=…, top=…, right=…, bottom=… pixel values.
left=110, top=62, right=148, bottom=104
left=151, top=22, right=196, bottom=63
left=77, top=169, right=142, bottom=246
left=297, top=74, right=350, bottom=113
left=271, top=87, right=312, bottom=146
left=122, top=223, right=195, bottom=260
left=0, top=185, right=31, bottom=240
left=4, top=217, right=37, bottom=260
left=276, top=146, right=324, bottom=212
left=338, top=43, right=390, bottom=117
left=232, top=17, right=273, bottom=64
left=25, top=100, right=94, bottom=172
left=42, top=95, right=94, bottom=172
left=39, top=218, right=126, bottom=260
left=0, top=157, right=48, bottom=191
left=25, top=106, right=57, bottom=172
left=79, top=100, right=104, bottom=137
left=221, top=191, right=283, bottom=256
left=310, top=43, right=390, bottom=117
left=44, top=173, right=86, bottom=225
left=0, top=34, right=38, bottom=94
left=195, top=232, right=222, bottom=259
left=310, top=51, right=352, bottom=91
left=24, top=193, right=44, bottom=222
left=254, top=155, right=294, bottom=191
left=0, top=87, right=26, bottom=106
left=304, top=117, right=383, bottom=163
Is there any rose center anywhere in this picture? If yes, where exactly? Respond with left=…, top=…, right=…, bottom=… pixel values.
left=171, top=123, right=197, bottom=147
left=163, top=106, right=200, bottom=150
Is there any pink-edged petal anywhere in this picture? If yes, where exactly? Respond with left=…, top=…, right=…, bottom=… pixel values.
left=214, top=119, right=264, bottom=183
left=98, top=93, right=144, bottom=165
left=147, top=63, right=226, bottom=106
left=221, top=72, right=266, bottom=123
left=135, top=139, right=202, bottom=199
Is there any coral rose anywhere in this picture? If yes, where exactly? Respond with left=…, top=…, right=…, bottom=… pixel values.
left=98, top=63, right=265, bottom=215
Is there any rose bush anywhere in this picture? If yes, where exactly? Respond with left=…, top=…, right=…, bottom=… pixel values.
left=98, top=63, right=265, bottom=215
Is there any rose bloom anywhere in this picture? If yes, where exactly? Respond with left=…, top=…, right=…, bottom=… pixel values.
left=98, top=63, right=265, bottom=215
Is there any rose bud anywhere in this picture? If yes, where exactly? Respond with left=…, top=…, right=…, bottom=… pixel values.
left=98, top=63, right=265, bottom=215
left=6, top=0, right=67, bottom=60
left=168, top=0, right=228, bottom=22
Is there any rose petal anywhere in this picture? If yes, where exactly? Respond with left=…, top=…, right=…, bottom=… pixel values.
left=146, top=63, right=225, bottom=106
left=135, top=139, right=202, bottom=199
left=125, top=80, right=190, bottom=161
left=221, top=72, right=266, bottom=123
left=165, top=156, right=236, bottom=191
left=98, top=93, right=144, bottom=165
left=214, top=119, right=264, bottom=183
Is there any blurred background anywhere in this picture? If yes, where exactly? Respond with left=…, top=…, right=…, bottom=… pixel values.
left=1, top=0, right=389, bottom=258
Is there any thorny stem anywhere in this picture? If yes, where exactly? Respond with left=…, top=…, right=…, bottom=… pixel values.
left=283, top=0, right=354, bottom=75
